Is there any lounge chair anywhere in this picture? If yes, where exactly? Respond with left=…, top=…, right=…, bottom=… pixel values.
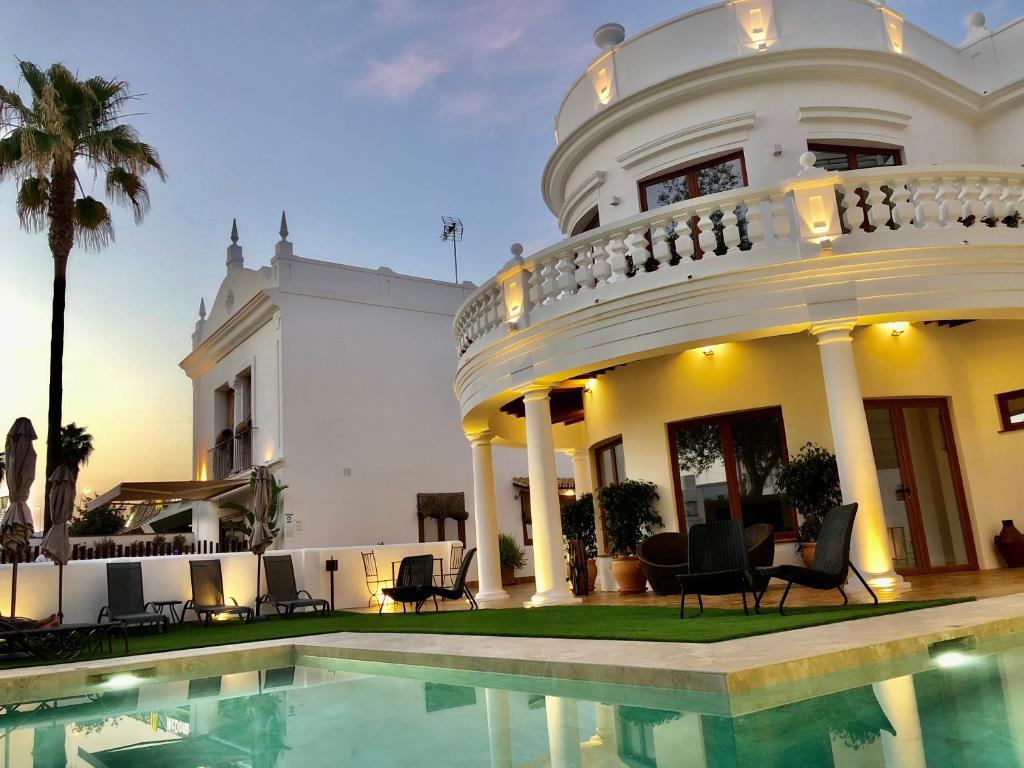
left=429, top=548, right=479, bottom=609
left=638, top=532, right=688, bottom=595
left=97, top=562, right=170, bottom=632
left=259, top=555, right=329, bottom=618
left=677, top=520, right=757, bottom=618
left=0, top=617, right=128, bottom=661
left=182, top=559, right=253, bottom=627
left=757, top=503, right=878, bottom=615
left=380, top=554, right=436, bottom=614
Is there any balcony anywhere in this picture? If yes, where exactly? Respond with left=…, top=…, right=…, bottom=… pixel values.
left=454, top=164, right=1024, bottom=413
left=207, top=427, right=257, bottom=480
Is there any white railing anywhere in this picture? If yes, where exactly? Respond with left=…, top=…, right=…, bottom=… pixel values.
left=455, top=166, right=1024, bottom=356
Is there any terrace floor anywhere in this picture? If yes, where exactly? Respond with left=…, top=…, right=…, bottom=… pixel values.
left=362, top=567, right=1024, bottom=613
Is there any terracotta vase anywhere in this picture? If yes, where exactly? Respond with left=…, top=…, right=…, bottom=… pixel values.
left=500, top=566, right=516, bottom=586
left=800, top=542, right=817, bottom=569
left=995, top=520, right=1024, bottom=568
left=587, top=560, right=598, bottom=592
left=611, top=557, right=648, bottom=594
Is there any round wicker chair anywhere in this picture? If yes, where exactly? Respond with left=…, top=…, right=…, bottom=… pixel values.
left=743, top=523, right=775, bottom=593
left=638, top=532, right=689, bottom=595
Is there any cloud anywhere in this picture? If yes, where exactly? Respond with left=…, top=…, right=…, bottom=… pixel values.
left=373, top=0, right=428, bottom=25
left=437, top=88, right=498, bottom=121
left=358, top=48, right=449, bottom=102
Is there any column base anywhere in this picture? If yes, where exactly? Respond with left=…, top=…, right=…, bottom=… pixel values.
left=524, top=589, right=582, bottom=608
left=848, top=571, right=911, bottom=595
left=474, top=588, right=510, bottom=603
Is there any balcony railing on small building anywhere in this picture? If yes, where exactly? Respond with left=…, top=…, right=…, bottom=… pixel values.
left=207, top=427, right=258, bottom=480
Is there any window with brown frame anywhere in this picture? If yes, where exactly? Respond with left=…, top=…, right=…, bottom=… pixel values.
left=668, top=406, right=794, bottom=537
left=638, top=151, right=749, bottom=262
left=519, top=488, right=575, bottom=546
left=594, top=437, right=626, bottom=488
left=997, top=389, right=1024, bottom=432
left=807, top=143, right=902, bottom=172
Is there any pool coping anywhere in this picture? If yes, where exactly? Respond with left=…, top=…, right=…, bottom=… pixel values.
left=1, top=593, right=1021, bottom=714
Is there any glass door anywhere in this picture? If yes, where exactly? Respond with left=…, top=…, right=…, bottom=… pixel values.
left=865, top=399, right=977, bottom=574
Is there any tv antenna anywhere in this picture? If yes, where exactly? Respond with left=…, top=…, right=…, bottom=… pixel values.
left=440, top=216, right=464, bottom=283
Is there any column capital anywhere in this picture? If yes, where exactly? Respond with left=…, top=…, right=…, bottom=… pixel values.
left=810, top=320, right=857, bottom=345
left=466, top=429, right=495, bottom=447
left=562, top=448, right=587, bottom=459
left=518, top=383, right=553, bottom=402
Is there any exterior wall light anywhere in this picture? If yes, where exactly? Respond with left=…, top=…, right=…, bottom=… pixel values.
left=588, top=52, right=617, bottom=107
left=734, top=0, right=778, bottom=51
left=880, top=7, right=904, bottom=54
left=809, top=195, right=829, bottom=233
left=702, top=346, right=715, bottom=357
left=502, top=244, right=530, bottom=331
left=584, top=378, right=598, bottom=393
left=887, top=322, right=909, bottom=337
left=789, top=153, right=843, bottom=244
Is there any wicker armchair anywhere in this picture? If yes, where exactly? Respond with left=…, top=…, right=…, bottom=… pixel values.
left=677, top=520, right=757, bottom=618
left=743, top=523, right=775, bottom=593
left=637, top=532, right=689, bottom=595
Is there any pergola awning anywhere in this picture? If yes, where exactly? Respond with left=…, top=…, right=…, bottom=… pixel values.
left=87, top=478, right=249, bottom=511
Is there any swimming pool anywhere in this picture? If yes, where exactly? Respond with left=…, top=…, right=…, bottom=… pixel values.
left=3, top=636, right=1022, bottom=766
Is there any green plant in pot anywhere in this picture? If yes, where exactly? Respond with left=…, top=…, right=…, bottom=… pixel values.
left=775, top=442, right=842, bottom=567
left=561, top=493, right=599, bottom=591
left=498, top=532, right=526, bottom=586
left=598, top=480, right=661, bottom=593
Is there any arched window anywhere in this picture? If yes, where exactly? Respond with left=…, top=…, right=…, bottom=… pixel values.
left=570, top=206, right=600, bottom=236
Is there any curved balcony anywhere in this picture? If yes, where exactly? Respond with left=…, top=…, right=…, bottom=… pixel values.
left=454, top=164, right=1024, bottom=418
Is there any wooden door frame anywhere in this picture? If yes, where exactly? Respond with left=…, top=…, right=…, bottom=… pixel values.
left=864, top=397, right=978, bottom=574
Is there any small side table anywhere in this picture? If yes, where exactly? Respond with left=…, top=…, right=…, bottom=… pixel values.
left=150, top=600, right=183, bottom=624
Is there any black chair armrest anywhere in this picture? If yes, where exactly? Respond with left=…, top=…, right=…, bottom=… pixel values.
left=97, top=606, right=109, bottom=623
left=297, top=590, right=312, bottom=599
left=227, top=597, right=239, bottom=606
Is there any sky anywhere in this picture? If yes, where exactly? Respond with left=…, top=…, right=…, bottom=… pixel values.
left=0, top=0, right=1017, bottom=523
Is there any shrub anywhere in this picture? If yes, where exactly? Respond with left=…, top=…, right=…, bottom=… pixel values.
left=172, top=534, right=188, bottom=553
left=775, top=442, right=843, bottom=543
left=498, top=532, right=526, bottom=571
left=152, top=534, right=167, bottom=548
left=561, top=493, right=598, bottom=559
left=598, top=480, right=662, bottom=558
left=68, top=506, right=125, bottom=536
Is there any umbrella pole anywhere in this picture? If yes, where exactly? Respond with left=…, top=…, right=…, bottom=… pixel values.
left=10, top=561, right=17, bottom=619
left=255, top=554, right=262, bottom=618
left=58, top=564, right=64, bottom=624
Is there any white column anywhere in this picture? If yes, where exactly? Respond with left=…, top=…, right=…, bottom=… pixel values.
left=468, top=431, right=508, bottom=603
left=522, top=385, right=581, bottom=607
left=485, top=688, right=513, bottom=768
left=874, top=675, right=926, bottom=768
left=545, top=696, right=582, bottom=768
left=812, top=322, right=902, bottom=588
left=566, top=449, right=593, bottom=498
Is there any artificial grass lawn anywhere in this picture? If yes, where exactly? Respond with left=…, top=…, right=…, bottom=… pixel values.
left=1, top=598, right=968, bottom=668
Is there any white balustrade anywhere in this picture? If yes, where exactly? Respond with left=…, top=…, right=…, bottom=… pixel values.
left=453, top=167, right=1024, bottom=355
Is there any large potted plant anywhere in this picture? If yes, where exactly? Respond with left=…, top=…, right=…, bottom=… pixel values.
left=598, top=480, right=662, bottom=593
left=498, top=532, right=526, bottom=586
left=776, top=443, right=842, bottom=567
left=561, top=493, right=598, bottom=591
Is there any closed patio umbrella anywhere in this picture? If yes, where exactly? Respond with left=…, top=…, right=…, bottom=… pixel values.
left=2, top=418, right=37, bottom=617
left=42, top=465, right=75, bottom=622
left=249, top=466, right=275, bottom=615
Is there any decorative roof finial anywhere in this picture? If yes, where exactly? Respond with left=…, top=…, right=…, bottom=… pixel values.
left=230, top=218, right=239, bottom=244
left=274, top=210, right=293, bottom=259
left=226, top=218, right=244, bottom=270
left=198, top=298, right=207, bottom=320
left=279, top=211, right=289, bottom=240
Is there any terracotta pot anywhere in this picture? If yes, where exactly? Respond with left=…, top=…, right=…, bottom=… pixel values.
left=611, top=557, right=648, bottom=594
left=587, top=560, right=597, bottom=592
left=800, top=542, right=817, bottom=569
left=500, top=566, right=516, bottom=586
left=996, top=520, right=1024, bottom=568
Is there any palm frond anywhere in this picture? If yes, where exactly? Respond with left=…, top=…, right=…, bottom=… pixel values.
left=84, top=125, right=165, bottom=179
left=105, top=167, right=150, bottom=223
left=16, top=176, right=48, bottom=231
left=0, top=133, right=24, bottom=175
left=0, top=86, right=31, bottom=124
left=16, top=61, right=47, bottom=101
left=73, top=196, right=114, bottom=250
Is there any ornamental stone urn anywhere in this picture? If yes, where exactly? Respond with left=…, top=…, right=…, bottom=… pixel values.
left=995, top=520, right=1024, bottom=568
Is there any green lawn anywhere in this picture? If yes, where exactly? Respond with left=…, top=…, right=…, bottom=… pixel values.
left=1, top=598, right=968, bottom=668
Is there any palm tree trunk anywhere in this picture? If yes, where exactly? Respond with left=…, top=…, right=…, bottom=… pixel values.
left=43, top=168, right=75, bottom=531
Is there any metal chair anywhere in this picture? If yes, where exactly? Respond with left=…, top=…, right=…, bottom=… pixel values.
left=361, top=551, right=392, bottom=608
left=430, top=548, right=479, bottom=609
left=757, top=503, right=878, bottom=615
left=97, top=562, right=169, bottom=632
left=677, top=520, right=757, bottom=618
left=381, top=555, right=436, bottom=614
left=444, top=543, right=465, bottom=587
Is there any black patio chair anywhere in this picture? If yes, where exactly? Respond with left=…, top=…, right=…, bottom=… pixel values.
left=677, top=519, right=757, bottom=618
left=97, top=562, right=170, bottom=632
left=430, top=548, right=479, bottom=609
left=380, top=554, right=436, bottom=614
left=744, top=523, right=775, bottom=595
left=0, top=618, right=128, bottom=661
left=443, top=543, right=465, bottom=587
left=757, top=503, right=878, bottom=615
left=361, top=551, right=392, bottom=608
left=259, top=555, right=330, bottom=618
left=182, top=559, right=253, bottom=627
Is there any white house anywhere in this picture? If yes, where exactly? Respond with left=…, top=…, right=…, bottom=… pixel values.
left=454, top=0, right=1024, bottom=606
left=169, top=214, right=567, bottom=585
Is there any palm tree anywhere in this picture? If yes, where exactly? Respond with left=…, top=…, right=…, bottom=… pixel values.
left=59, top=423, right=94, bottom=479
left=0, top=62, right=164, bottom=527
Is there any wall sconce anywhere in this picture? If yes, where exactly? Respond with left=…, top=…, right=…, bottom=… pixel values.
left=887, top=322, right=909, bottom=337
left=734, top=0, right=777, bottom=51
left=583, top=377, right=597, bottom=393
left=880, top=7, right=904, bottom=54
left=702, top=346, right=715, bottom=357
left=809, top=195, right=828, bottom=233
left=503, top=265, right=529, bottom=330
left=588, top=52, right=616, bottom=107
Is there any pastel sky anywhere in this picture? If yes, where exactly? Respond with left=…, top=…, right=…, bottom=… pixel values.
left=0, top=0, right=1014, bottom=523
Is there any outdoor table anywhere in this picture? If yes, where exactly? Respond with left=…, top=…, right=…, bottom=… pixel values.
left=390, top=558, right=444, bottom=586
left=150, top=600, right=184, bottom=624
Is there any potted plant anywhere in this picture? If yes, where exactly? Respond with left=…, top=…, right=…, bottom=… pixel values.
left=172, top=534, right=188, bottom=555
left=598, top=480, right=662, bottom=593
left=561, top=493, right=599, bottom=591
left=498, top=532, right=526, bottom=586
left=776, top=443, right=842, bottom=567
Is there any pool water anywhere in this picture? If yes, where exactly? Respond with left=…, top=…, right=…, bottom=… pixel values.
left=3, top=640, right=1023, bottom=767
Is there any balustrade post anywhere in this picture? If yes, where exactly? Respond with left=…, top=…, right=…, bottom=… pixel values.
left=605, top=234, right=629, bottom=282
left=958, top=176, right=983, bottom=224
left=935, top=176, right=962, bottom=226
left=624, top=225, right=651, bottom=272
left=590, top=241, right=612, bottom=285
left=555, top=249, right=578, bottom=299
left=650, top=217, right=673, bottom=267
left=864, top=183, right=891, bottom=231
left=889, top=181, right=914, bottom=228
left=742, top=199, right=764, bottom=248
left=768, top=194, right=791, bottom=243
left=695, top=207, right=719, bottom=258
left=573, top=245, right=595, bottom=290
left=719, top=206, right=741, bottom=252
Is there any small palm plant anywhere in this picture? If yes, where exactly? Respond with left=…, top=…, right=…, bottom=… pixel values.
left=60, top=422, right=94, bottom=479
left=220, top=469, right=287, bottom=543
